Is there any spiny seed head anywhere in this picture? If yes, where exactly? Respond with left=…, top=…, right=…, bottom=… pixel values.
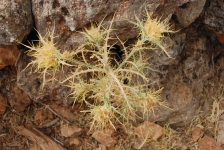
left=62, top=51, right=75, bottom=62
left=82, top=23, right=106, bottom=46
left=25, top=28, right=74, bottom=87
left=142, top=12, right=173, bottom=44
left=89, top=104, right=117, bottom=130
left=69, top=80, right=93, bottom=103
left=27, top=30, right=61, bottom=71
left=27, top=29, right=74, bottom=72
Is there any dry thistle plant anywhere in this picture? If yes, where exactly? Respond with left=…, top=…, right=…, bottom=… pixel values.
left=64, top=13, right=172, bottom=130
left=24, top=11, right=173, bottom=130
left=23, top=28, right=74, bottom=87
left=133, top=11, right=175, bottom=58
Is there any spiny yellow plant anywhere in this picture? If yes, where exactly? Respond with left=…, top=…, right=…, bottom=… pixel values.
left=63, top=13, right=172, bottom=130
left=25, top=11, right=173, bottom=130
left=133, top=11, right=175, bottom=57
left=82, top=103, right=120, bottom=131
left=81, top=21, right=107, bottom=48
left=24, top=28, right=74, bottom=87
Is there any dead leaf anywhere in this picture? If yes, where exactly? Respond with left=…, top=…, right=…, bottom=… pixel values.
left=15, top=125, right=64, bottom=150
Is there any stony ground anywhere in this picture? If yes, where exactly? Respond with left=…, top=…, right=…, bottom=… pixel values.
left=1, top=0, right=224, bottom=150
left=1, top=26, right=224, bottom=149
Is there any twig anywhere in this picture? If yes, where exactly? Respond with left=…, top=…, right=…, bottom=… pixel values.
left=39, top=118, right=60, bottom=128
left=35, top=101, right=72, bottom=124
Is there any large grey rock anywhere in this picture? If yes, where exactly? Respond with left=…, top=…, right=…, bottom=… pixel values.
left=31, top=0, right=194, bottom=48
left=0, top=0, right=33, bottom=45
left=148, top=31, right=210, bottom=126
left=148, top=81, right=199, bottom=126
left=204, top=0, right=224, bottom=33
left=175, top=0, right=206, bottom=28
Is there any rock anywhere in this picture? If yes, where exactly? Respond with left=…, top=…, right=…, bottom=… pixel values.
left=175, top=0, right=206, bottom=27
left=148, top=32, right=186, bottom=68
left=0, top=0, right=33, bottom=45
left=31, top=0, right=162, bottom=48
left=3, top=68, right=31, bottom=112
left=198, top=135, right=224, bottom=150
left=17, top=54, right=72, bottom=105
left=148, top=33, right=210, bottom=126
left=49, top=103, right=77, bottom=122
left=204, top=0, right=224, bottom=45
left=135, top=121, right=163, bottom=141
left=60, top=124, right=83, bottom=138
left=7, top=81, right=31, bottom=112
left=0, top=67, right=31, bottom=113
left=0, top=45, right=19, bottom=70
left=0, top=93, right=7, bottom=114
left=34, top=109, right=47, bottom=122
left=204, top=0, right=224, bottom=34
left=165, top=83, right=197, bottom=125
left=30, top=0, right=193, bottom=49
left=149, top=82, right=199, bottom=126
left=92, top=129, right=117, bottom=148
left=155, top=0, right=198, bottom=19
left=69, top=138, right=81, bottom=146
left=191, top=127, right=204, bottom=141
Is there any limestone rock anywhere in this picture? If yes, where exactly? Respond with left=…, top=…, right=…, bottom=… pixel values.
left=0, top=0, right=33, bottom=45
left=175, top=0, right=206, bottom=28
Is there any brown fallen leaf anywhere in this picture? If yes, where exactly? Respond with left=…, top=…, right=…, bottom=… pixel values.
left=15, top=125, right=64, bottom=150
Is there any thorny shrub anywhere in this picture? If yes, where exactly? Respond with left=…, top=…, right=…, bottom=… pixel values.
left=24, top=12, right=174, bottom=131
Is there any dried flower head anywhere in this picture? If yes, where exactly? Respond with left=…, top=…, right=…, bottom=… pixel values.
left=24, top=28, right=74, bottom=87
